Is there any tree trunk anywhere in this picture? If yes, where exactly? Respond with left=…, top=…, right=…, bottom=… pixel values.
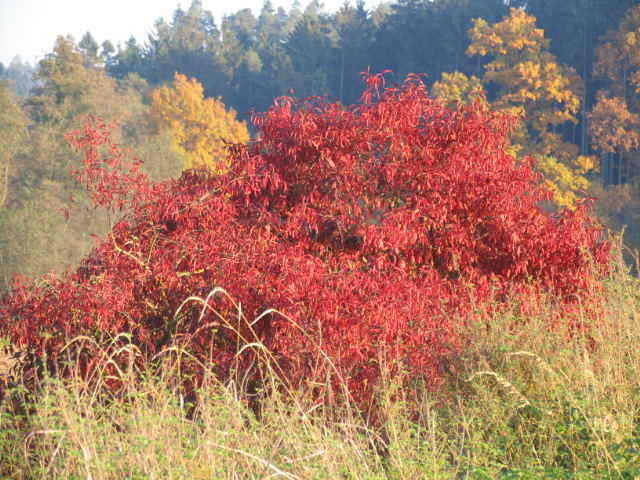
left=0, top=162, right=9, bottom=210
left=580, top=0, right=588, bottom=155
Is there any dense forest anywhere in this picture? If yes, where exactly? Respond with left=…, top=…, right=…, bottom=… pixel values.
left=1, top=0, right=639, bottom=286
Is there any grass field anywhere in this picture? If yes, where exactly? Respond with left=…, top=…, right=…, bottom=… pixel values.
left=0, top=245, right=639, bottom=479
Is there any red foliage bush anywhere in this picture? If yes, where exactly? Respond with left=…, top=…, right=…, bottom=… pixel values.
left=0, top=73, right=609, bottom=403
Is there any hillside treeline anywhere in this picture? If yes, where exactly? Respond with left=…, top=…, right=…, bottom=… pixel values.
left=1, top=0, right=640, bottom=285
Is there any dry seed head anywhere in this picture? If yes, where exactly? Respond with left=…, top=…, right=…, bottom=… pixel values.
left=466, top=370, right=530, bottom=408
left=506, top=350, right=556, bottom=377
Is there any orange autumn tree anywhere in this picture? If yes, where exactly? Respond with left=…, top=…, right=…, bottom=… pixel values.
left=589, top=5, right=640, bottom=185
left=148, top=73, right=250, bottom=172
left=466, top=8, right=595, bottom=207
left=588, top=92, right=639, bottom=157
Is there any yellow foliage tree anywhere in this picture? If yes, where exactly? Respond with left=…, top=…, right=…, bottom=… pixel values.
left=148, top=73, right=250, bottom=172
left=432, top=71, right=485, bottom=105
left=467, top=8, right=594, bottom=208
left=593, top=5, right=640, bottom=102
left=535, top=155, right=594, bottom=206
left=468, top=9, right=581, bottom=131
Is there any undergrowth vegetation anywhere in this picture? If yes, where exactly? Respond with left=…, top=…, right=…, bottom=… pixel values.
left=0, top=244, right=638, bottom=478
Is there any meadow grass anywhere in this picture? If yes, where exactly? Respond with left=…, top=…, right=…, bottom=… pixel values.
left=1, top=246, right=639, bottom=479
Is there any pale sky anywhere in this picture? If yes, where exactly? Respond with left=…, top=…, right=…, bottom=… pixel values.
left=0, top=0, right=382, bottom=66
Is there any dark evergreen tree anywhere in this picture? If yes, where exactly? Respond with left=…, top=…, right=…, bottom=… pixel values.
left=100, top=40, right=115, bottom=66
left=372, top=0, right=506, bottom=85
left=334, top=1, right=375, bottom=105
left=108, top=36, right=145, bottom=79
left=228, top=1, right=295, bottom=113
left=143, top=1, right=227, bottom=96
left=79, top=32, right=100, bottom=67
left=0, top=56, right=36, bottom=97
left=285, top=5, right=340, bottom=98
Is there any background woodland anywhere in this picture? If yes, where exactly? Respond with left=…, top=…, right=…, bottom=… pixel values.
left=1, top=0, right=640, bottom=286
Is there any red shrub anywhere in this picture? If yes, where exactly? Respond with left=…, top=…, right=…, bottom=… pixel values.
left=0, top=73, right=609, bottom=403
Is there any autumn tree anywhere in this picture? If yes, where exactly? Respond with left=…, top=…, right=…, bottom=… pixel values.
left=432, top=71, right=485, bottom=105
left=0, top=83, right=26, bottom=285
left=592, top=5, right=640, bottom=102
left=585, top=5, right=640, bottom=246
left=467, top=8, right=594, bottom=207
left=25, top=36, right=147, bottom=182
left=147, top=73, right=250, bottom=172
left=0, top=36, right=136, bottom=283
left=520, top=0, right=637, bottom=155
left=588, top=92, right=639, bottom=156
left=589, top=5, right=640, bottom=185
left=0, top=36, right=181, bottom=286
